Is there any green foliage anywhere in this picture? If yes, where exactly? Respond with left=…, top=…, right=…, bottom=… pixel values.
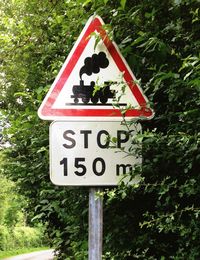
left=0, top=0, right=200, bottom=259
left=0, top=169, right=27, bottom=227
left=0, top=225, right=46, bottom=251
left=0, top=161, right=47, bottom=252
left=0, top=226, right=9, bottom=251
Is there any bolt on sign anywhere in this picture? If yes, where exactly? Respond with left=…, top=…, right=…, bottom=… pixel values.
left=38, top=15, right=154, bottom=121
left=50, top=121, right=141, bottom=186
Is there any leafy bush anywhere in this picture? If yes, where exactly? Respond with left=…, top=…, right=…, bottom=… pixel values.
left=0, top=225, right=46, bottom=251
left=0, top=226, right=9, bottom=251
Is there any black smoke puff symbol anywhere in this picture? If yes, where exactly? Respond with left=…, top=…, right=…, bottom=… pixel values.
left=79, top=52, right=109, bottom=79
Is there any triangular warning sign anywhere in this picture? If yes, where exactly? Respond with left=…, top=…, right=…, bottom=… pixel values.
left=38, top=15, right=154, bottom=120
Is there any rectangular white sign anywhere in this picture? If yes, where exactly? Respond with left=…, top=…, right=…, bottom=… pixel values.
left=50, top=121, right=141, bottom=186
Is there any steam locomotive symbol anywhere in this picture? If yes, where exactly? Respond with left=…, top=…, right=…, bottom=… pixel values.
left=70, top=51, right=116, bottom=105
left=71, top=80, right=115, bottom=104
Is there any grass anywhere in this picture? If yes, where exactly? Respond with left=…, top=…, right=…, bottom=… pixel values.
left=0, top=247, right=50, bottom=259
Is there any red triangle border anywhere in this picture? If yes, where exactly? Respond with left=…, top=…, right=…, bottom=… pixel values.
left=38, top=16, right=154, bottom=120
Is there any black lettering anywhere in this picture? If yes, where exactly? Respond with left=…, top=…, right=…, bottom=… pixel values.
left=116, top=164, right=132, bottom=176
left=97, top=130, right=110, bottom=148
left=63, top=130, right=76, bottom=149
left=93, top=157, right=106, bottom=176
left=117, top=130, right=129, bottom=148
left=80, top=130, right=92, bottom=148
left=74, top=158, right=86, bottom=176
left=60, top=158, right=68, bottom=176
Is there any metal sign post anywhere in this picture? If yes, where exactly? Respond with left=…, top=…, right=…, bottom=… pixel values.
left=49, top=121, right=142, bottom=259
left=89, top=187, right=103, bottom=260
left=37, top=14, right=154, bottom=260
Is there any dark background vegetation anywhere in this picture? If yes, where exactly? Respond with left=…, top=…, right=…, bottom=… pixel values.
left=0, top=0, right=200, bottom=259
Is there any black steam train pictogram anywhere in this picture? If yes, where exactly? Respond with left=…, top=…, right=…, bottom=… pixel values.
left=71, top=80, right=115, bottom=104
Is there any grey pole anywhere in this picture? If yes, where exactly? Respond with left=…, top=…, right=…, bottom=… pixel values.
left=89, top=187, right=103, bottom=260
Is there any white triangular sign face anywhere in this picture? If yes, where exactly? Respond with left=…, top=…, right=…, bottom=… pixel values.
left=38, top=15, right=154, bottom=121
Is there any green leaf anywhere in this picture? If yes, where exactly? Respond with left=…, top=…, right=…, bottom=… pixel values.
left=120, top=0, right=127, bottom=9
